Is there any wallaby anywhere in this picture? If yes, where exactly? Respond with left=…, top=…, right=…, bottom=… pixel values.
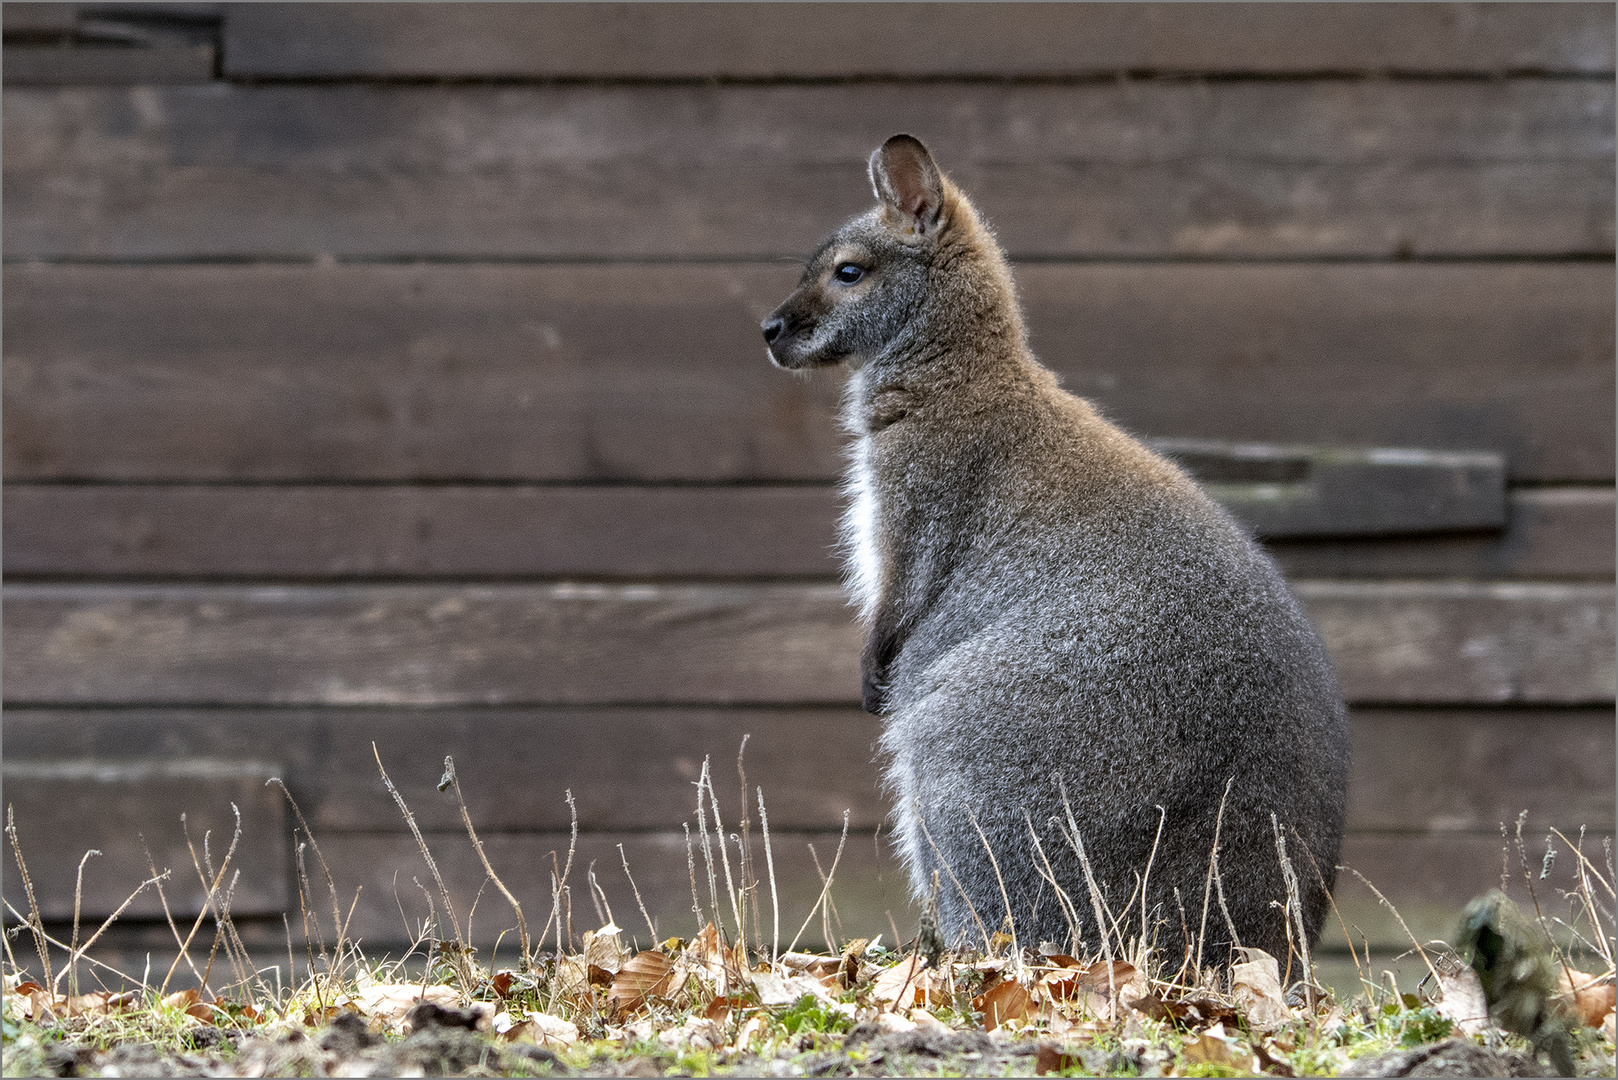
left=762, top=134, right=1349, bottom=965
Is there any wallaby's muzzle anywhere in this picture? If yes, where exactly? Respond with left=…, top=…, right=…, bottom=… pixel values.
left=760, top=296, right=828, bottom=369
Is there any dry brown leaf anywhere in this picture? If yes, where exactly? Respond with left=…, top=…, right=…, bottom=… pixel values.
left=490, top=971, right=514, bottom=998
left=974, top=977, right=1035, bottom=1031
left=354, top=983, right=458, bottom=1030
left=751, top=969, right=836, bottom=1008
left=1036, top=1045, right=1080, bottom=1076
left=1231, top=949, right=1291, bottom=1031
left=503, top=1010, right=579, bottom=1047
left=550, top=957, right=592, bottom=1004
left=63, top=991, right=138, bottom=1017
left=1074, top=960, right=1146, bottom=998
left=780, top=952, right=843, bottom=980
left=687, top=923, right=737, bottom=996
left=840, top=938, right=869, bottom=988
left=1253, top=1039, right=1298, bottom=1077
left=657, top=1015, right=725, bottom=1051
left=1435, top=963, right=1491, bottom=1037
left=1182, top=1029, right=1255, bottom=1071
left=869, top=955, right=932, bottom=1011
left=703, top=994, right=748, bottom=1025
left=1557, top=966, right=1617, bottom=1028
left=582, top=923, right=627, bottom=975
left=609, top=950, right=676, bottom=1016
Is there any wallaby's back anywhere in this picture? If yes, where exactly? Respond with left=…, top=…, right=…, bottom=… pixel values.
left=763, top=134, right=1349, bottom=964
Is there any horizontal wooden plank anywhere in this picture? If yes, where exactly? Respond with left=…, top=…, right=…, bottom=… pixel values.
left=1269, top=488, right=1616, bottom=581
left=0, top=485, right=848, bottom=579
left=0, top=583, right=861, bottom=706
left=2, top=707, right=888, bottom=833
left=4, top=81, right=1610, bottom=260
left=118, top=828, right=1601, bottom=955
left=4, top=582, right=1611, bottom=706
left=11, top=829, right=1601, bottom=972
left=1333, top=831, right=1615, bottom=953
left=1346, top=709, right=1614, bottom=833
left=6, top=262, right=1610, bottom=484
left=1, top=44, right=215, bottom=85
left=223, top=3, right=1616, bottom=79
left=294, top=829, right=910, bottom=955
left=5, top=485, right=1611, bottom=580
left=0, top=759, right=287, bottom=920
left=3, top=707, right=1607, bottom=837
left=3, top=4, right=78, bottom=36
left=1300, top=581, right=1617, bottom=704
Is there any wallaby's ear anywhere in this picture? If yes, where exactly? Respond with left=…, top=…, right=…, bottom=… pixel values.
left=869, top=134, right=945, bottom=238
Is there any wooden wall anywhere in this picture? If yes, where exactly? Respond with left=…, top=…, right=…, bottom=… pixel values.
left=3, top=3, right=1613, bottom=973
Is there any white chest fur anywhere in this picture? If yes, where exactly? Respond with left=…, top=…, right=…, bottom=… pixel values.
left=842, top=435, right=881, bottom=621
left=840, top=368, right=882, bottom=622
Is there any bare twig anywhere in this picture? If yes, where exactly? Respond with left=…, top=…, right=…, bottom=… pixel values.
left=1024, top=809, right=1083, bottom=955
left=1292, top=824, right=1370, bottom=995
left=1140, top=806, right=1167, bottom=951
left=964, top=804, right=1019, bottom=972
left=1196, top=777, right=1235, bottom=974
left=1056, top=774, right=1120, bottom=972
left=68, top=850, right=101, bottom=999
left=616, top=842, right=659, bottom=946
left=267, top=778, right=347, bottom=985
left=737, top=735, right=761, bottom=947
left=699, top=758, right=744, bottom=946
left=441, top=756, right=530, bottom=970
left=1272, top=813, right=1312, bottom=1007
left=48, top=871, right=167, bottom=997
left=693, top=763, right=724, bottom=939
left=6, top=805, right=54, bottom=989
left=586, top=863, right=613, bottom=927
left=788, top=811, right=850, bottom=956
left=1345, top=865, right=1441, bottom=987
left=372, top=744, right=472, bottom=996
left=146, top=842, right=207, bottom=992
left=757, top=787, right=780, bottom=967
left=3, top=896, right=148, bottom=988
left=683, top=822, right=704, bottom=935
left=916, top=809, right=991, bottom=954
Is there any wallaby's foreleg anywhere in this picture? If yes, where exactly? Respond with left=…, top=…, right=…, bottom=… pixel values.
left=860, top=612, right=902, bottom=715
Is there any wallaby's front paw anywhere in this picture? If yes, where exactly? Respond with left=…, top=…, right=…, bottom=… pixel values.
left=861, top=674, right=887, bottom=715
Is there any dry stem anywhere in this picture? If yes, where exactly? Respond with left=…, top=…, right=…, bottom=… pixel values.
left=440, top=755, right=530, bottom=970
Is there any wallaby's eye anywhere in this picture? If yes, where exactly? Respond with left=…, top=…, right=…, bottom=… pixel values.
left=833, top=263, right=865, bottom=285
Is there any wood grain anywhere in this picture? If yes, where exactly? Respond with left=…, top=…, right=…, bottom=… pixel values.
left=1267, top=488, right=1616, bottom=581
left=5, top=484, right=1611, bottom=580
left=5, top=81, right=1610, bottom=259
left=1346, top=709, right=1614, bottom=833
left=3, top=706, right=1606, bottom=835
left=223, top=3, right=1616, bottom=79
left=124, top=828, right=1595, bottom=954
left=5, top=582, right=1611, bottom=706
left=7, top=262, right=1610, bottom=483
left=0, top=759, right=287, bottom=920
left=1298, top=581, right=1617, bottom=704
left=1, top=45, right=215, bottom=85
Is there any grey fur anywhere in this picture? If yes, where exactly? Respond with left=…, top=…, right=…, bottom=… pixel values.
left=762, top=134, right=1349, bottom=964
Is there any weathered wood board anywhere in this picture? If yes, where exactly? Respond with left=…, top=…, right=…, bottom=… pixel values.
left=5, top=583, right=1613, bottom=706
left=4, top=485, right=1610, bottom=581
left=7, top=262, right=1611, bottom=483
left=223, top=3, right=1616, bottom=79
left=4, top=706, right=1608, bottom=837
left=205, top=828, right=1607, bottom=954
left=5, top=81, right=1611, bottom=259
left=0, top=759, right=287, bottom=920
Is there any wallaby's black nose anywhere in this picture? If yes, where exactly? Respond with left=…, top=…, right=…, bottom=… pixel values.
left=761, top=317, right=784, bottom=344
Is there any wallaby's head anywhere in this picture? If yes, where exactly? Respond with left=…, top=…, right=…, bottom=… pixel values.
left=762, top=134, right=1017, bottom=372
